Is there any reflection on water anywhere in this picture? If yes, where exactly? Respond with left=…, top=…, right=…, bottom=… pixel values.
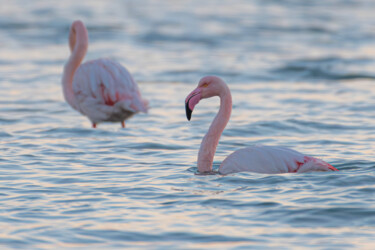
left=1, top=0, right=375, bottom=248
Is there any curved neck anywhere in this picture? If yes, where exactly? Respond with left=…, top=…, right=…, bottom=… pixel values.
left=197, top=86, right=232, bottom=173
left=62, top=22, right=88, bottom=106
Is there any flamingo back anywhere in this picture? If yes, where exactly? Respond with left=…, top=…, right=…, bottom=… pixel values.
left=219, top=145, right=336, bottom=174
left=71, top=59, right=148, bottom=123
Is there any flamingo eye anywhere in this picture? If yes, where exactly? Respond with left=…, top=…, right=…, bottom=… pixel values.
left=202, top=83, right=209, bottom=88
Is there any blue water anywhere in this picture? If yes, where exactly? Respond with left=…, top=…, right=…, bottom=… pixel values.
left=1, top=0, right=375, bottom=248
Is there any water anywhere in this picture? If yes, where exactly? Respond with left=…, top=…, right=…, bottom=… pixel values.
left=1, top=0, right=375, bottom=248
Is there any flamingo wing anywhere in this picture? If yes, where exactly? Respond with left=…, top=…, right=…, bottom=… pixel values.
left=72, top=59, right=148, bottom=123
left=219, top=145, right=337, bottom=174
left=296, top=156, right=338, bottom=173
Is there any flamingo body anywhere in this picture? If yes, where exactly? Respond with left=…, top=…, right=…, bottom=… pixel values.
left=62, top=20, right=147, bottom=127
left=185, top=76, right=339, bottom=174
left=71, top=58, right=147, bottom=125
left=219, top=145, right=337, bottom=174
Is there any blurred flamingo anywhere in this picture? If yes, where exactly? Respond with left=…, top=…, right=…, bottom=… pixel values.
left=62, top=20, right=148, bottom=128
left=185, top=76, right=338, bottom=174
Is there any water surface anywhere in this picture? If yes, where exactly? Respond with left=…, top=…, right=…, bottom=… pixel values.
left=1, top=0, right=375, bottom=249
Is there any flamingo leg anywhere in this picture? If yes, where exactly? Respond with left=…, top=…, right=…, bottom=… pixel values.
left=121, top=121, right=125, bottom=128
left=92, top=123, right=97, bottom=128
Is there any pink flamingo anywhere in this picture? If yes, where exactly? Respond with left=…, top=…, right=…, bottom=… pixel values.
left=62, top=20, right=148, bottom=128
left=185, top=76, right=339, bottom=174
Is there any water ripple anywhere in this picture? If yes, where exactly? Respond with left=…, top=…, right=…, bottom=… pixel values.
left=0, top=0, right=375, bottom=249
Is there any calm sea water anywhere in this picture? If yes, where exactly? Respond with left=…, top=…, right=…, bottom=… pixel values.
left=1, top=0, right=375, bottom=249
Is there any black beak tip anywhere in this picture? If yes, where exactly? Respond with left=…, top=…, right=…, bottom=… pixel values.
left=185, top=102, right=192, bottom=121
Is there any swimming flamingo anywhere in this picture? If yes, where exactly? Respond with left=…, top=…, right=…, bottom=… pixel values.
left=185, top=76, right=339, bottom=174
left=62, top=20, right=148, bottom=128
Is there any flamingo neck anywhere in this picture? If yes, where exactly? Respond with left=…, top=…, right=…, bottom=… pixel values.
left=62, top=23, right=88, bottom=107
left=197, top=86, right=232, bottom=173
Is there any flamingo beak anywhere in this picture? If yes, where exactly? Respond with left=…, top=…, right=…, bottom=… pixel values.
left=185, top=88, right=202, bottom=121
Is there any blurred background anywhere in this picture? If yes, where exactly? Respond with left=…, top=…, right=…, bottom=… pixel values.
left=2, top=0, right=375, bottom=83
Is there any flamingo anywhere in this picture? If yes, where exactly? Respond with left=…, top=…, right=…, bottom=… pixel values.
left=62, top=20, right=148, bottom=128
left=185, top=76, right=339, bottom=174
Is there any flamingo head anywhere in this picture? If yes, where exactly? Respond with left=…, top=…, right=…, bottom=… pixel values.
left=185, top=76, right=228, bottom=120
left=69, top=20, right=88, bottom=53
